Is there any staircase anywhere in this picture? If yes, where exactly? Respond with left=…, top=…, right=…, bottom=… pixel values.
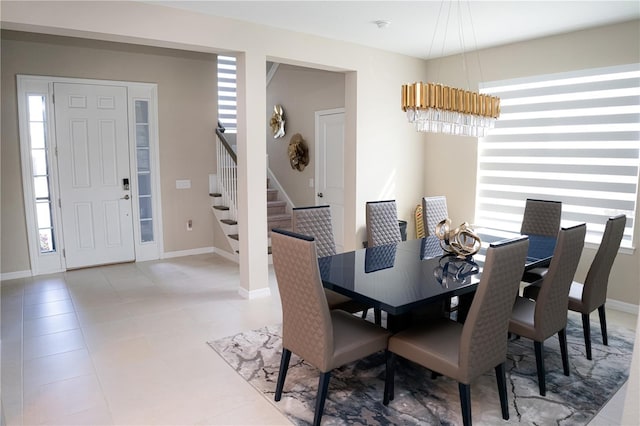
left=211, top=127, right=291, bottom=258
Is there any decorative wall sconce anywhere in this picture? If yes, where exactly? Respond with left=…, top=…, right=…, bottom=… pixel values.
left=270, top=104, right=286, bottom=138
left=287, top=133, right=309, bottom=171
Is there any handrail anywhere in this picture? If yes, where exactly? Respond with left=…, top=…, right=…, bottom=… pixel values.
left=215, top=127, right=238, bottom=222
left=215, top=127, right=237, bottom=164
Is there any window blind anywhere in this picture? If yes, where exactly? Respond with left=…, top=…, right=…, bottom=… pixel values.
left=476, top=63, right=640, bottom=248
left=217, top=55, right=237, bottom=133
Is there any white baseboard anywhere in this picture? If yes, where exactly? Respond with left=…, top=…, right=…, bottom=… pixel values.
left=162, top=246, right=214, bottom=259
left=1, top=270, right=32, bottom=282
left=238, top=286, right=271, bottom=299
left=213, top=248, right=239, bottom=263
left=607, top=298, right=639, bottom=315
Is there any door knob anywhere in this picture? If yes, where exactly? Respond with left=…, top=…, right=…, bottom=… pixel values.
left=121, top=194, right=130, bottom=200
left=317, top=192, right=323, bottom=198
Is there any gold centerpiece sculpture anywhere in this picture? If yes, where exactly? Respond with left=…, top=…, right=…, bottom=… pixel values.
left=434, top=218, right=481, bottom=258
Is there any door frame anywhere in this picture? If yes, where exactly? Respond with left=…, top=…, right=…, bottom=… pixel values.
left=17, top=75, right=163, bottom=275
left=314, top=107, right=345, bottom=251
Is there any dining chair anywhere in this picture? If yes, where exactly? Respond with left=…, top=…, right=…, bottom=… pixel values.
left=384, top=236, right=530, bottom=426
left=366, top=200, right=402, bottom=247
left=509, top=223, right=586, bottom=396
left=523, top=215, right=626, bottom=360
left=520, top=198, right=562, bottom=283
left=422, top=195, right=448, bottom=237
left=292, top=205, right=377, bottom=323
left=271, top=229, right=390, bottom=426
left=520, top=198, right=562, bottom=237
left=421, top=195, right=458, bottom=316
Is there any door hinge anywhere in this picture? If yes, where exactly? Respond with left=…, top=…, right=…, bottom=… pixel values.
left=52, top=93, right=55, bottom=104
left=58, top=198, right=61, bottom=208
left=62, top=249, right=65, bottom=258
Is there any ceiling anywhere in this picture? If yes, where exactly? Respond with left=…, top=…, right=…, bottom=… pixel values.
left=150, top=1, right=640, bottom=59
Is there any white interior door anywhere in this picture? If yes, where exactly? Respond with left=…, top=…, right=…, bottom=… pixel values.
left=54, top=82, right=135, bottom=268
left=316, top=109, right=345, bottom=252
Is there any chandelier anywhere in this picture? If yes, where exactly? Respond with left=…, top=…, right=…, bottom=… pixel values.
left=402, top=1, right=501, bottom=137
left=402, top=82, right=500, bottom=136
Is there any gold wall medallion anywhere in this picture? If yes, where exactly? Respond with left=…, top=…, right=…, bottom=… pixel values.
left=270, top=104, right=286, bottom=138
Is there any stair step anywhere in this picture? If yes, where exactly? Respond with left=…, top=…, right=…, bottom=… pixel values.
left=268, top=200, right=286, bottom=215
left=268, top=213, right=291, bottom=221
left=209, top=193, right=222, bottom=197
left=267, top=188, right=278, bottom=201
left=220, top=219, right=237, bottom=226
left=229, top=234, right=239, bottom=241
left=213, top=205, right=230, bottom=211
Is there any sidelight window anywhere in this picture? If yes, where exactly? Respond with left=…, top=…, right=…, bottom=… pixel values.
left=28, top=95, right=56, bottom=253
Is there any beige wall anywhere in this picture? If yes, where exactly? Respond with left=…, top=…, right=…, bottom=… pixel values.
left=1, top=3, right=637, bottom=306
left=0, top=30, right=223, bottom=274
left=266, top=64, right=345, bottom=207
left=423, top=20, right=640, bottom=306
left=0, top=1, right=427, bottom=292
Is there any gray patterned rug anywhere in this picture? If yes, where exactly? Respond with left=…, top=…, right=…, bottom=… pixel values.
left=208, top=312, right=634, bottom=425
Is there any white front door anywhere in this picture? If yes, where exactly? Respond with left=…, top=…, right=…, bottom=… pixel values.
left=54, top=83, right=135, bottom=268
left=316, top=109, right=345, bottom=252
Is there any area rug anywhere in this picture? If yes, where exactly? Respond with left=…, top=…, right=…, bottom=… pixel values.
left=208, top=312, right=635, bottom=425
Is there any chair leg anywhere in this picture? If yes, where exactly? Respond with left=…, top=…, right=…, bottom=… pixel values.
left=458, top=382, right=472, bottom=426
left=559, top=328, right=570, bottom=376
left=313, top=372, right=331, bottom=426
left=534, top=341, right=546, bottom=396
left=581, top=313, right=592, bottom=360
left=598, top=305, right=608, bottom=346
left=383, top=351, right=395, bottom=405
left=495, top=363, right=509, bottom=420
left=374, top=308, right=382, bottom=326
left=361, top=308, right=368, bottom=320
left=275, top=349, right=292, bottom=401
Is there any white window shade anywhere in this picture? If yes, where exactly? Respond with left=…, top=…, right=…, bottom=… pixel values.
left=217, top=55, right=237, bottom=133
left=476, top=63, right=640, bottom=248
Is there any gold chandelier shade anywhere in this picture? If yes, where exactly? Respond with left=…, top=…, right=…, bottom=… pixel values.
left=401, top=82, right=501, bottom=136
left=401, top=82, right=500, bottom=119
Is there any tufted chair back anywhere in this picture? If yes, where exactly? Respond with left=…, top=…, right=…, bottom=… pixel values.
left=534, top=224, right=586, bottom=340
left=422, top=196, right=449, bottom=237
left=520, top=199, right=562, bottom=237
left=458, top=237, right=529, bottom=383
left=366, top=200, right=402, bottom=247
left=292, top=206, right=337, bottom=258
left=271, top=229, right=333, bottom=371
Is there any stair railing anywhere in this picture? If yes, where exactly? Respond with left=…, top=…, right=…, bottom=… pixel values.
left=215, top=127, right=237, bottom=222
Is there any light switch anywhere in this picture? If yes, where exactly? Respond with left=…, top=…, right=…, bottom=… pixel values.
left=176, top=179, right=191, bottom=189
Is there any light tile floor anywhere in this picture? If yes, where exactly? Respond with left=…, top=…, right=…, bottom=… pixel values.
left=1, top=253, right=637, bottom=425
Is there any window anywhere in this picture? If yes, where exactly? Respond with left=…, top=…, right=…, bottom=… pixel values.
left=134, top=100, right=154, bottom=243
left=217, top=55, right=237, bottom=133
left=475, top=63, right=640, bottom=248
left=27, top=95, right=56, bottom=253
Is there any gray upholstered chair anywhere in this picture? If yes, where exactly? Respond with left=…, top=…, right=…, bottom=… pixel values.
left=569, top=215, right=625, bottom=360
left=520, top=198, right=562, bottom=237
left=292, top=205, right=375, bottom=321
left=422, top=195, right=459, bottom=315
left=509, top=223, right=586, bottom=396
left=422, top=195, right=449, bottom=237
left=366, top=200, right=402, bottom=247
left=525, top=215, right=626, bottom=360
left=271, top=229, right=390, bottom=426
left=384, top=237, right=529, bottom=426
left=520, top=198, right=563, bottom=283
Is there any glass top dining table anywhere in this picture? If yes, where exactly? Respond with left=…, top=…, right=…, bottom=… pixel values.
left=318, top=232, right=555, bottom=327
